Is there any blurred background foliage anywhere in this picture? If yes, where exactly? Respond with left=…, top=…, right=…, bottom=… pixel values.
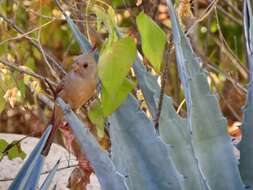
left=0, top=0, right=247, bottom=179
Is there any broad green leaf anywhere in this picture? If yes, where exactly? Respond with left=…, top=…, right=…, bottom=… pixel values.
left=0, top=139, right=8, bottom=159
left=101, top=78, right=136, bottom=116
left=98, top=37, right=136, bottom=97
left=136, top=12, right=167, bottom=72
left=88, top=101, right=105, bottom=138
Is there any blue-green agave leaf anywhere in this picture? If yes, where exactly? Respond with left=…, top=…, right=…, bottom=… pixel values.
left=239, top=0, right=253, bottom=187
left=24, top=155, right=45, bottom=190
left=117, top=29, right=208, bottom=189
left=109, top=95, right=184, bottom=190
left=9, top=125, right=52, bottom=190
left=56, top=97, right=129, bottom=190
left=40, top=159, right=60, bottom=190
left=166, top=0, right=245, bottom=189
left=157, top=95, right=210, bottom=190
left=132, top=54, right=159, bottom=118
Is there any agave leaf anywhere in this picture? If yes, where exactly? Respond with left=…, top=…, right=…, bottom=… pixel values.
left=239, top=0, right=253, bottom=187
left=132, top=54, right=159, bottom=118
left=157, top=95, right=210, bottom=190
left=56, top=97, right=129, bottom=190
left=109, top=95, right=184, bottom=190
left=40, top=159, right=60, bottom=190
left=9, top=125, right=52, bottom=190
left=166, top=0, right=245, bottom=189
left=24, top=155, right=45, bottom=190
left=116, top=29, right=207, bottom=189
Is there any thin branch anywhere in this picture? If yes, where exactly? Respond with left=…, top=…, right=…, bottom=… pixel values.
left=0, top=136, right=28, bottom=162
left=0, top=13, right=66, bottom=76
left=205, top=61, right=247, bottom=94
left=0, top=59, right=56, bottom=86
left=26, top=8, right=97, bottom=23
left=224, top=0, right=243, bottom=18
left=209, top=73, right=241, bottom=121
left=0, top=19, right=55, bottom=46
left=186, top=0, right=219, bottom=35
left=217, top=5, right=242, bottom=26
left=214, top=8, right=248, bottom=79
left=154, top=42, right=173, bottom=129
left=0, top=164, right=78, bottom=182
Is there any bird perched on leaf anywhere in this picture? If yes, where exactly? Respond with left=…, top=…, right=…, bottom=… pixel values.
left=42, top=48, right=97, bottom=156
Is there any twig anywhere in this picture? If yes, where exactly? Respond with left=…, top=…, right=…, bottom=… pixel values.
left=205, top=62, right=247, bottom=94
left=217, top=5, right=242, bottom=26
left=214, top=8, right=248, bottom=79
left=208, top=73, right=241, bottom=121
left=0, top=59, right=56, bottom=86
left=0, top=164, right=78, bottom=182
left=204, top=9, right=213, bottom=54
left=176, top=99, right=186, bottom=114
left=0, top=13, right=66, bottom=76
left=224, top=0, right=243, bottom=18
left=186, top=0, right=219, bottom=35
left=26, top=8, right=97, bottom=23
left=154, top=42, right=173, bottom=129
left=0, top=136, right=28, bottom=162
left=0, top=19, right=55, bottom=46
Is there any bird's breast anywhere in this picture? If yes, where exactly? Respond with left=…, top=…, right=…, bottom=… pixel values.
left=59, top=74, right=96, bottom=109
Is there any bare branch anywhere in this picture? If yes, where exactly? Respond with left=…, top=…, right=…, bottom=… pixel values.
left=0, top=13, right=67, bottom=76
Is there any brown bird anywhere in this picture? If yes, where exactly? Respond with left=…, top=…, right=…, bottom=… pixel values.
left=42, top=51, right=97, bottom=156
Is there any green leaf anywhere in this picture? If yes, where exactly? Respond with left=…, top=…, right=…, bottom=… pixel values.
left=98, top=37, right=136, bottom=97
left=136, top=12, right=167, bottom=72
left=0, top=88, right=6, bottom=114
left=17, top=80, right=26, bottom=99
left=112, top=0, right=135, bottom=7
left=88, top=101, right=105, bottom=138
left=0, top=139, right=8, bottom=159
left=7, top=141, right=26, bottom=160
left=25, top=57, right=36, bottom=71
left=101, top=78, right=136, bottom=116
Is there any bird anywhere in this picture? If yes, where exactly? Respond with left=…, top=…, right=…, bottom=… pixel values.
left=42, top=50, right=97, bottom=156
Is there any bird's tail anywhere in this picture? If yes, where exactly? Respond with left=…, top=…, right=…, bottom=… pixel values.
left=41, top=106, right=58, bottom=156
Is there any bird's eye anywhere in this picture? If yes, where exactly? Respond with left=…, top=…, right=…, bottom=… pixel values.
left=83, top=63, right=88, bottom=68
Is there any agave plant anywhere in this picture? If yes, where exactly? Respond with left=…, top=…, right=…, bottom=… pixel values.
left=8, top=0, right=253, bottom=189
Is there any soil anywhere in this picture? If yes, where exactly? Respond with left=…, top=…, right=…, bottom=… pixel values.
left=0, top=133, right=101, bottom=190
